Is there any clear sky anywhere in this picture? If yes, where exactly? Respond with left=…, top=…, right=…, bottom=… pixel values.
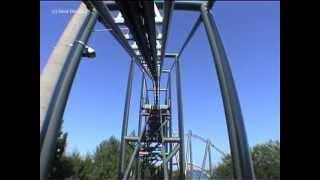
left=40, top=1, right=279, bottom=167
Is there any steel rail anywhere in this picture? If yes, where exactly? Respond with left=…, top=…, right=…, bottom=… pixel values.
left=86, top=0, right=154, bottom=79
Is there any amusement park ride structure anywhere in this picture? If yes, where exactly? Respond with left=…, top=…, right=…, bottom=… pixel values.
left=40, top=1, right=255, bottom=180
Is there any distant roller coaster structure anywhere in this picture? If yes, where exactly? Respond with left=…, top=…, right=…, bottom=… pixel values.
left=40, top=1, right=255, bottom=180
left=185, top=130, right=228, bottom=179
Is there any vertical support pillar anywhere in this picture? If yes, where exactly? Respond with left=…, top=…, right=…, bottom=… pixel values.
left=40, top=2, right=90, bottom=148
left=199, top=143, right=208, bottom=180
left=144, top=77, right=149, bottom=104
left=168, top=75, right=173, bottom=180
left=189, top=130, right=193, bottom=177
left=185, top=135, right=189, bottom=173
left=175, top=57, right=185, bottom=179
left=123, top=145, right=140, bottom=180
left=118, top=59, right=135, bottom=179
left=138, top=74, right=145, bottom=136
left=200, top=3, right=255, bottom=180
left=40, top=6, right=98, bottom=180
left=135, top=73, right=145, bottom=180
left=163, top=163, right=169, bottom=180
left=208, top=140, right=213, bottom=177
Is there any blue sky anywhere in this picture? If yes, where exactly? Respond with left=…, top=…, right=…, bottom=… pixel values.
left=41, top=1, right=279, bottom=166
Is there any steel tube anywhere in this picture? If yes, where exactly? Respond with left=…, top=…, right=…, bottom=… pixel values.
left=118, top=59, right=135, bottom=179
left=200, top=4, right=255, bottom=180
left=192, top=133, right=208, bottom=144
left=165, top=52, right=178, bottom=58
left=40, top=110, right=62, bottom=180
left=40, top=3, right=90, bottom=149
left=135, top=73, right=145, bottom=180
left=164, top=144, right=180, bottom=163
left=169, top=73, right=172, bottom=108
left=166, top=75, right=171, bottom=106
left=189, top=131, right=193, bottom=177
left=88, top=0, right=153, bottom=79
left=115, top=1, right=157, bottom=79
left=161, top=112, right=168, bottom=180
left=159, top=0, right=175, bottom=76
left=142, top=1, right=158, bottom=68
left=165, top=82, right=168, bottom=105
left=175, top=58, right=186, bottom=179
left=178, top=15, right=202, bottom=59
left=169, top=76, right=173, bottom=179
left=138, top=74, right=145, bottom=136
left=40, top=8, right=98, bottom=180
left=143, top=77, right=150, bottom=104
left=163, top=163, right=169, bottom=180
left=208, top=141, right=213, bottom=177
left=185, top=136, right=189, bottom=169
left=213, top=145, right=227, bottom=157
left=122, top=119, right=149, bottom=180
left=189, top=133, right=227, bottom=156
left=199, top=143, right=208, bottom=179
left=159, top=109, right=166, bottom=180
left=123, top=144, right=140, bottom=180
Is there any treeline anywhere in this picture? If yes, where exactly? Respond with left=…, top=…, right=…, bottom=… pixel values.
left=48, top=130, right=128, bottom=180
left=48, top=129, right=279, bottom=180
left=212, top=140, right=280, bottom=180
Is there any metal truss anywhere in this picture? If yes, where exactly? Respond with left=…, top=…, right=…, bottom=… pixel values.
left=118, top=53, right=185, bottom=180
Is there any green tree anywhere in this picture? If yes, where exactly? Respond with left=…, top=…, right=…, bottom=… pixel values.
left=91, top=136, right=135, bottom=179
left=213, top=140, right=280, bottom=180
left=49, top=135, right=136, bottom=179
left=252, top=140, right=280, bottom=180
left=48, top=128, right=74, bottom=180
left=81, top=154, right=95, bottom=179
left=212, top=154, right=233, bottom=180
left=91, top=136, right=120, bottom=179
left=62, top=151, right=94, bottom=180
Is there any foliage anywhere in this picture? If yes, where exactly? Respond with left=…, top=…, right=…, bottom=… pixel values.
left=91, top=136, right=120, bottom=179
left=212, top=140, right=280, bottom=180
left=64, top=151, right=94, bottom=180
left=48, top=129, right=74, bottom=180
left=212, top=154, right=233, bottom=180
left=251, top=140, right=280, bottom=180
left=48, top=129, right=279, bottom=180
left=49, top=133, right=134, bottom=180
